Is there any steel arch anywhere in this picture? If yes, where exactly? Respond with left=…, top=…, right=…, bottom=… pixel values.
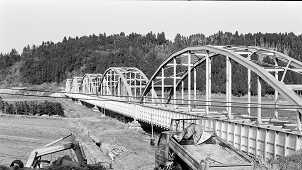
left=141, top=45, right=302, bottom=130
left=99, top=67, right=150, bottom=98
left=79, top=73, right=102, bottom=94
left=65, top=78, right=73, bottom=92
left=70, top=76, right=83, bottom=93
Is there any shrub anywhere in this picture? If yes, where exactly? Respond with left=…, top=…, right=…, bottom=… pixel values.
left=0, top=96, right=4, bottom=111
left=2, top=100, right=64, bottom=116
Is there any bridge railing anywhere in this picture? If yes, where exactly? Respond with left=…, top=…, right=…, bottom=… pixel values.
left=65, top=91, right=302, bottom=162
left=167, top=117, right=302, bottom=162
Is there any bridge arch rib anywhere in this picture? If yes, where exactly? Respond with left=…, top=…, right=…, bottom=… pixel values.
left=141, top=45, right=302, bottom=132
left=79, top=73, right=102, bottom=94
left=70, top=76, right=83, bottom=93
left=99, top=67, right=150, bottom=98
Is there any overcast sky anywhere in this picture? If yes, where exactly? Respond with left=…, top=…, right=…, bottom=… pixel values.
left=0, top=0, right=302, bottom=53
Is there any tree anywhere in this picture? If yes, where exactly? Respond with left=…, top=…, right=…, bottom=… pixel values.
left=157, top=32, right=167, bottom=45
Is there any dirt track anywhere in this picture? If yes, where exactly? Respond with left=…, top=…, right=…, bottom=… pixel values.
left=59, top=98, right=155, bottom=170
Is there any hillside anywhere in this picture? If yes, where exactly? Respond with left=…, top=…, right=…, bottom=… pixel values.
left=1, top=31, right=302, bottom=96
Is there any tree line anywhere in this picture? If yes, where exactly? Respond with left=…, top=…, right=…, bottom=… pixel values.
left=1, top=31, right=302, bottom=96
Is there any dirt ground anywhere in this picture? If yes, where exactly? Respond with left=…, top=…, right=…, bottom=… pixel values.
left=0, top=93, right=156, bottom=170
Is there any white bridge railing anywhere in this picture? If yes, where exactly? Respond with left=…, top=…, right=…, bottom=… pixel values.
left=66, top=93, right=302, bottom=162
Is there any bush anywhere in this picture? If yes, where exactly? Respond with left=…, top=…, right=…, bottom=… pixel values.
left=0, top=96, right=4, bottom=111
left=1, top=100, right=64, bottom=116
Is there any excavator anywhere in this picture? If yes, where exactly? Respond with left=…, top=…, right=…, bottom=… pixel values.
left=8, top=134, right=111, bottom=170
left=155, top=118, right=255, bottom=170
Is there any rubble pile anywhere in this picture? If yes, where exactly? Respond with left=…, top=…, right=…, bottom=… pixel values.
left=127, top=120, right=142, bottom=131
left=99, top=143, right=128, bottom=161
left=108, top=144, right=128, bottom=161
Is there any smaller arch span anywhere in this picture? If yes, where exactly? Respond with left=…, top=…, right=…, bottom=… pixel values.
left=99, top=67, right=152, bottom=99
left=80, top=73, right=103, bottom=94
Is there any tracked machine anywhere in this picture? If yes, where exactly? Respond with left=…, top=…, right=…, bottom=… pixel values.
left=155, top=119, right=254, bottom=170
left=9, top=134, right=111, bottom=170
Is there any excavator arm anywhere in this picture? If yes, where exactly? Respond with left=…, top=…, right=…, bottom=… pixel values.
left=25, top=134, right=87, bottom=168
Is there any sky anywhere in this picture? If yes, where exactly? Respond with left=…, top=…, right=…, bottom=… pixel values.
left=0, top=0, right=302, bottom=53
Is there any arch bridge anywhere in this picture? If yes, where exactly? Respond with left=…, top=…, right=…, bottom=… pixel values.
left=65, top=45, right=302, bottom=162
left=99, top=67, right=152, bottom=99
left=65, top=74, right=102, bottom=95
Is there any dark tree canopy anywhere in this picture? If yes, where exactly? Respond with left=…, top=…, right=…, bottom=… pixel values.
left=1, top=31, right=302, bottom=96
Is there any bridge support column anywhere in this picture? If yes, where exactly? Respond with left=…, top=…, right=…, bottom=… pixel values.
left=162, top=68, right=165, bottom=104
left=109, top=71, right=112, bottom=95
left=101, top=80, right=103, bottom=95
left=91, top=80, right=93, bottom=94
left=106, top=73, right=109, bottom=95
left=150, top=110, right=155, bottom=145
left=111, top=71, right=114, bottom=95
left=100, top=83, right=103, bottom=95
left=133, top=73, right=137, bottom=99
left=257, top=76, right=262, bottom=124
left=173, top=58, right=177, bottom=107
left=89, top=80, right=91, bottom=94
left=297, top=112, right=302, bottom=133
left=188, top=52, right=191, bottom=112
left=140, top=75, right=142, bottom=97
left=274, top=59, right=279, bottom=119
left=152, top=80, right=155, bottom=104
left=119, top=77, right=122, bottom=96
left=226, top=56, right=232, bottom=118
left=89, top=81, right=92, bottom=94
left=88, top=79, right=93, bottom=94
left=129, top=72, right=132, bottom=99
left=194, top=68, right=197, bottom=103
left=111, top=72, right=116, bottom=96
left=117, top=78, right=120, bottom=96
left=247, top=69, right=251, bottom=116
left=115, top=72, right=118, bottom=96
left=206, top=52, right=212, bottom=115
left=182, top=81, right=184, bottom=104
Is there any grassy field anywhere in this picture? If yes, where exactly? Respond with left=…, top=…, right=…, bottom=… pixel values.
left=0, top=116, right=69, bottom=165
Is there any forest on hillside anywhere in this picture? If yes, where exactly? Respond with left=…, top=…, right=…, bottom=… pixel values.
left=1, top=31, right=302, bottom=96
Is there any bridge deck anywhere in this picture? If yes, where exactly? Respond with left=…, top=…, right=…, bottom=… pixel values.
left=66, top=93, right=302, bottom=162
